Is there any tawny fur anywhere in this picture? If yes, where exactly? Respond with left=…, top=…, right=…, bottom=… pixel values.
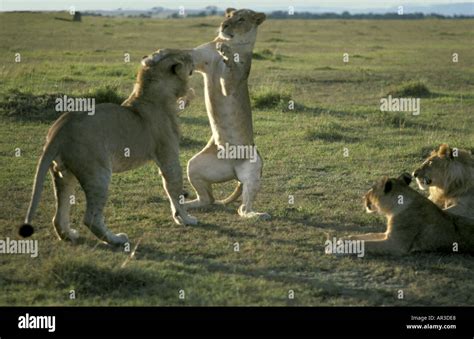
left=342, top=173, right=474, bottom=256
left=23, top=49, right=196, bottom=246
left=184, top=8, right=270, bottom=220
left=413, top=144, right=474, bottom=220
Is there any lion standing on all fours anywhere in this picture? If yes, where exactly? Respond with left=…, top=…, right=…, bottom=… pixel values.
left=21, top=49, right=196, bottom=246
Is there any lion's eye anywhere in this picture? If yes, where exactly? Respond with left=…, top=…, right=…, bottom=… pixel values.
left=238, top=18, right=245, bottom=23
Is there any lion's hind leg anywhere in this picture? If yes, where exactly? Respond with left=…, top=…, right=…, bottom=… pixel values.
left=184, top=145, right=234, bottom=209
left=51, top=167, right=80, bottom=241
left=78, top=169, right=129, bottom=246
left=235, top=157, right=271, bottom=221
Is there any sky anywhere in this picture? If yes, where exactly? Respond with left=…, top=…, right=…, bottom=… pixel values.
left=0, top=0, right=470, bottom=12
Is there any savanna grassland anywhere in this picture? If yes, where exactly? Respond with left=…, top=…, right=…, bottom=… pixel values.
left=0, top=12, right=473, bottom=306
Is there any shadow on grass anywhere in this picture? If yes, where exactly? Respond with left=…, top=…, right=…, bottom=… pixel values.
left=46, top=261, right=168, bottom=298
left=130, top=244, right=407, bottom=305
left=56, top=221, right=474, bottom=305
left=277, top=208, right=369, bottom=234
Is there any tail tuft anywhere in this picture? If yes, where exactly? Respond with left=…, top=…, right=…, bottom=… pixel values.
left=216, top=182, right=243, bottom=205
left=19, top=224, right=35, bottom=238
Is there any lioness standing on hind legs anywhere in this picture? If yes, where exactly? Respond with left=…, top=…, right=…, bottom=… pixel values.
left=184, top=8, right=270, bottom=220
left=22, top=49, right=197, bottom=246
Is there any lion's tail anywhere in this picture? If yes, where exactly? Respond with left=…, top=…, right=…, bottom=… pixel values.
left=24, top=140, right=59, bottom=225
left=216, top=182, right=243, bottom=205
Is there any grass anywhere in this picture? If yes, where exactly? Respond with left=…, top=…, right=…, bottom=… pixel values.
left=387, top=81, right=432, bottom=97
left=253, top=48, right=283, bottom=61
left=0, top=86, right=125, bottom=122
left=304, top=120, right=360, bottom=143
left=251, top=88, right=292, bottom=110
left=0, top=12, right=473, bottom=306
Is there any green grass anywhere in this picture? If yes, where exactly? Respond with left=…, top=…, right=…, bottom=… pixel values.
left=0, top=12, right=473, bottom=306
left=251, top=88, right=292, bottom=110
left=253, top=48, right=283, bottom=61
left=1, top=86, right=125, bottom=121
left=387, top=81, right=432, bottom=97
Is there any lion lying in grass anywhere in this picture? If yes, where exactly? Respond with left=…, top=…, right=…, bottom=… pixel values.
left=342, top=173, right=474, bottom=256
left=22, top=49, right=196, bottom=246
left=413, top=144, right=474, bottom=220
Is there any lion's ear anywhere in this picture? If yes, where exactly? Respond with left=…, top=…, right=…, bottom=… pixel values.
left=171, top=62, right=188, bottom=81
left=141, top=56, right=153, bottom=67
left=254, top=12, right=266, bottom=25
left=225, top=8, right=236, bottom=17
left=398, top=172, right=412, bottom=186
left=141, top=50, right=165, bottom=67
left=438, top=143, right=452, bottom=159
left=383, top=179, right=393, bottom=193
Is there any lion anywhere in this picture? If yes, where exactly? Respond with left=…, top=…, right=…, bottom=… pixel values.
left=340, top=173, right=474, bottom=256
left=183, top=8, right=270, bottom=219
left=21, top=49, right=197, bottom=246
left=413, top=144, right=474, bottom=220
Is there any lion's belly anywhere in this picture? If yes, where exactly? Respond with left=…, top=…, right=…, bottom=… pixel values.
left=111, top=154, right=150, bottom=173
left=108, top=138, right=154, bottom=173
left=204, top=81, right=254, bottom=146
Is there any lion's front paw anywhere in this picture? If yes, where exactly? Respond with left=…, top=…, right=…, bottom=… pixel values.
left=67, top=229, right=80, bottom=242
left=216, top=42, right=233, bottom=61
left=176, top=88, right=195, bottom=113
left=106, top=232, right=129, bottom=247
left=184, top=214, right=198, bottom=226
left=173, top=213, right=198, bottom=226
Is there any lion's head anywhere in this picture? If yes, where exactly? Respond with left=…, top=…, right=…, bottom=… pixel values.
left=139, top=49, right=194, bottom=98
left=413, top=144, right=474, bottom=197
left=364, top=173, right=414, bottom=215
left=218, top=8, right=266, bottom=42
